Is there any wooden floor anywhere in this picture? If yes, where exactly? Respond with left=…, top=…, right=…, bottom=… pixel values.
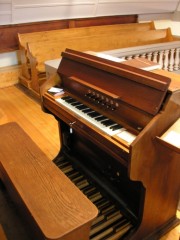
left=0, top=84, right=60, bottom=160
left=0, top=84, right=179, bottom=240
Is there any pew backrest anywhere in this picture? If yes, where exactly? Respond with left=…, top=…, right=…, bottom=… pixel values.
left=18, top=21, right=155, bottom=80
left=27, top=28, right=174, bottom=71
left=18, top=21, right=155, bottom=50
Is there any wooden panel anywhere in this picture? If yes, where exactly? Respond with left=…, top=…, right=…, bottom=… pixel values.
left=59, top=49, right=171, bottom=115
left=0, top=20, right=69, bottom=52
left=0, top=15, right=137, bottom=53
left=68, top=14, right=138, bottom=27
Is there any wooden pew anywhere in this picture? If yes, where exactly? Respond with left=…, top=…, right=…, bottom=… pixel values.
left=0, top=122, right=98, bottom=240
left=0, top=14, right=137, bottom=52
left=27, top=28, right=174, bottom=94
left=18, top=21, right=155, bottom=86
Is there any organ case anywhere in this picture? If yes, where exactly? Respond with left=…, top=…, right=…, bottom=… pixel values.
left=41, top=49, right=180, bottom=240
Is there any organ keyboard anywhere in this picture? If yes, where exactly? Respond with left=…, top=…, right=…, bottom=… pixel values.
left=41, top=49, right=180, bottom=240
left=56, top=95, right=135, bottom=143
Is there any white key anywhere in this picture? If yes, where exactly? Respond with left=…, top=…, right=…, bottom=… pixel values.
left=56, top=98, right=125, bottom=136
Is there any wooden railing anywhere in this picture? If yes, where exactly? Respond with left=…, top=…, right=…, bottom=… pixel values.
left=102, top=41, right=180, bottom=72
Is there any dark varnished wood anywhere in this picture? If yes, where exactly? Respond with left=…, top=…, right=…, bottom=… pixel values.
left=59, top=49, right=170, bottom=121
left=0, top=20, right=68, bottom=53
left=68, top=15, right=138, bottom=28
left=41, top=49, right=180, bottom=239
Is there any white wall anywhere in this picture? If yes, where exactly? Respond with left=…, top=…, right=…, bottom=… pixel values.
left=154, top=19, right=180, bottom=36
left=0, top=0, right=180, bottom=25
left=139, top=10, right=180, bottom=36
left=0, top=51, right=20, bottom=68
left=0, top=1, right=180, bottom=68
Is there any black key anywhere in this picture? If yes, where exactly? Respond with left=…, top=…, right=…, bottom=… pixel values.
left=71, top=101, right=81, bottom=106
left=95, top=116, right=107, bottom=121
left=111, top=124, right=122, bottom=131
left=102, top=119, right=116, bottom=127
left=65, top=98, right=77, bottom=103
left=110, top=124, right=119, bottom=129
left=82, top=108, right=93, bottom=113
left=76, top=105, right=88, bottom=110
left=87, top=112, right=100, bottom=118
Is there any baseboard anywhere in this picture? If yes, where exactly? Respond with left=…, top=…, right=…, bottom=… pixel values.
left=0, top=65, right=22, bottom=88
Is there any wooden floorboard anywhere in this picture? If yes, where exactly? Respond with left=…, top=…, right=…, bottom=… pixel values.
left=0, top=84, right=179, bottom=240
left=0, top=84, right=59, bottom=160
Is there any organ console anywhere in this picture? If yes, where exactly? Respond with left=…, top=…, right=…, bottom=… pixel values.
left=41, top=48, right=180, bottom=240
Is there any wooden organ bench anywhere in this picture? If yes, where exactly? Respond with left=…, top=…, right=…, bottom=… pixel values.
left=0, top=122, right=98, bottom=240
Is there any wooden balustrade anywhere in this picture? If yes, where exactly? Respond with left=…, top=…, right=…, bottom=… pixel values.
left=102, top=41, right=180, bottom=72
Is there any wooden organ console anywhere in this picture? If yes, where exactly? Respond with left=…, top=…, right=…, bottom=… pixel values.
left=41, top=49, right=180, bottom=240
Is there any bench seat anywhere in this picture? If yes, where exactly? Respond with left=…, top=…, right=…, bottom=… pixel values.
left=0, top=122, right=98, bottom=240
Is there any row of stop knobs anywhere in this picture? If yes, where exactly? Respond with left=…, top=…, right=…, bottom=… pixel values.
left=85, top=92, right=118, bottom=110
